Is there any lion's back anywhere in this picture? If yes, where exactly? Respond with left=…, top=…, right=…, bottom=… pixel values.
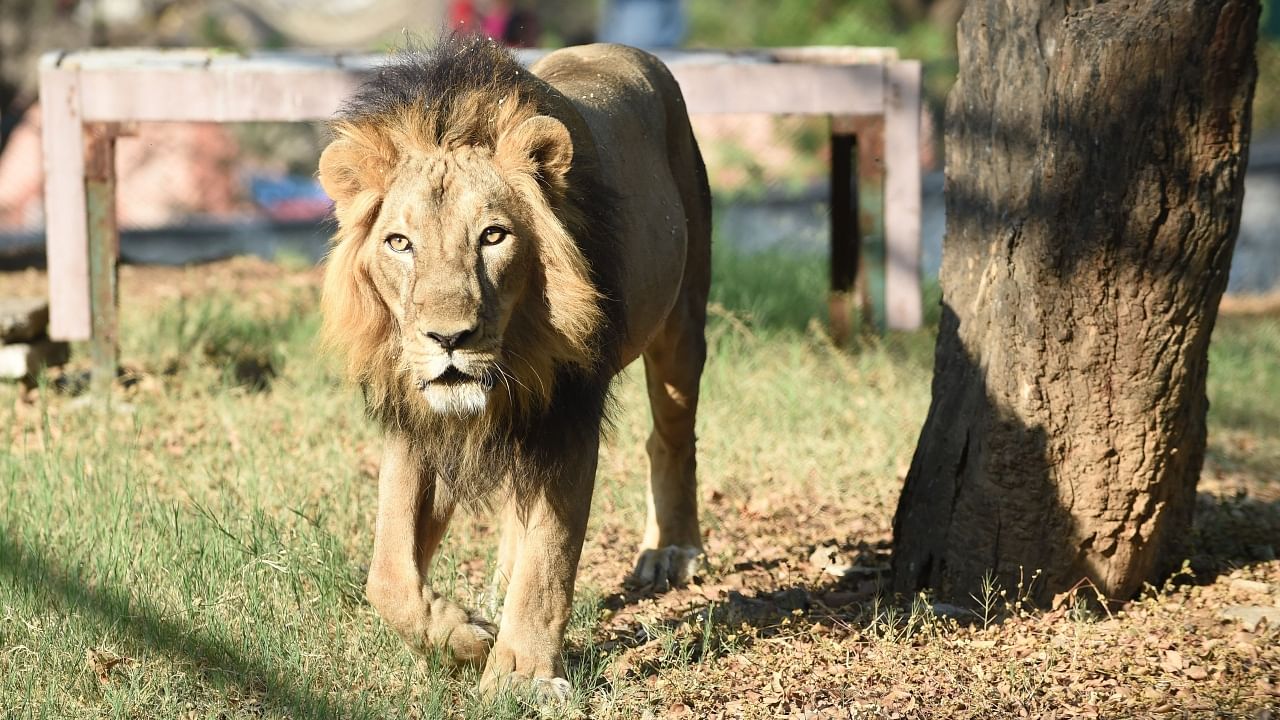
left=532, top=44, right=708, bottom=362
left=531, top=44, right=679, bottom=131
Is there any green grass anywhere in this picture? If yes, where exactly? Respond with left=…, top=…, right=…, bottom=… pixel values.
left=1205, top=312, right=1280, bottom=483
left=1, top=250, right=1276, bottom=718
left=686, top=0, right=953, bottom=65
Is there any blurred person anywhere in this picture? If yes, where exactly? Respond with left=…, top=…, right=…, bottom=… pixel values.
left=448, top=0, right=539, bottom=47
left=598, top=0, right=685, bottom=49
left=448, top=0, right=483, bottom=33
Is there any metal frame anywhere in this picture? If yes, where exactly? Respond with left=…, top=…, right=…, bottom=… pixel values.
left=39, top=47, right=922, bottom=376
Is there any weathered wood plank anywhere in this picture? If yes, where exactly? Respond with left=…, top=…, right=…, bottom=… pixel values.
left=674, top=63, right=885, bottom=115
left=884, top=60, right=923, bottom=331
left=75, top=61, right=885, bottom=121
left=78, top=68, right=361, bottom=122
left=39, top=56, right=91, bottom=341
left=769, top=46, right=899, bottom=64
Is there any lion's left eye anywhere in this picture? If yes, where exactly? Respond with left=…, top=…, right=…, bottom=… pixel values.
left=479, top=226, right=509, bottom=246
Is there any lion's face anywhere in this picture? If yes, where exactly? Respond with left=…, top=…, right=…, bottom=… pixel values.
left=369, top=146, right=533, bottom=416
left=319, top=104, right=606, bottom=421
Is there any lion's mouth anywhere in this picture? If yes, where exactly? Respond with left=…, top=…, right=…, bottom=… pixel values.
left=420, top=366, right=494, bottom=391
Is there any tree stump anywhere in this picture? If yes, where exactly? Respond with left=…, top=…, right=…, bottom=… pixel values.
left=892, top=0, right=1260, bottom=604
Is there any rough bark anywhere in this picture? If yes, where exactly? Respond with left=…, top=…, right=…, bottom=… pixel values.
left=892, top=0, right=1259, bottom=604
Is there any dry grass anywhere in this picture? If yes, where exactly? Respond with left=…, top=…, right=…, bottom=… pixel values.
left=1, top=254, right=1277, bottom=719
left=1220, top=290, right=1280, bottom=317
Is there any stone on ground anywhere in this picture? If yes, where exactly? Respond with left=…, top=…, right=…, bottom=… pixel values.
left=1220, top=605, right=1280, bottom=633
left=0, top=298, right=50, bottom=343
left=0, top=339, right=70, bottom=380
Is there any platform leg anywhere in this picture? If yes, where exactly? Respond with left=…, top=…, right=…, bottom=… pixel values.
left=884, top=60, right=923, bottom=331
left=828, top=115, right=861, bottom=347
left=85, top=124, right=119, bottom=397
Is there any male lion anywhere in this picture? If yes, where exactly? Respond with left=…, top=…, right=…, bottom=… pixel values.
left=318, top=36, right=710, bottom=697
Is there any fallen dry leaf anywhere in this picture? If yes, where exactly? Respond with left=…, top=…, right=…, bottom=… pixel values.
left=85, top=648, right=133, bottom=683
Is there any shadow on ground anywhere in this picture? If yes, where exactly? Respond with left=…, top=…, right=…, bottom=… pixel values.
left=0, top=532, right=362, bottom=717
left=576, top=478, right=1280, bottom=688
left=1191, top=491, right=1280, bottom=577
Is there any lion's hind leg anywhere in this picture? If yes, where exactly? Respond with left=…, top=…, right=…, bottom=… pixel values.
left=630, top=201, right=710, bottom=592
left=366, top=435, right=496, bottom=666
left=630, top=301, right=708, bottom=591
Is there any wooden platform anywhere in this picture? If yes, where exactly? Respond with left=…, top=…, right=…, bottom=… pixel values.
left=39, top=46, right=922, bottom=380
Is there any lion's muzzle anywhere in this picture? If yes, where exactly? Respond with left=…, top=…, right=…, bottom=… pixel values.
left=418, top=363, right=496, bottom=416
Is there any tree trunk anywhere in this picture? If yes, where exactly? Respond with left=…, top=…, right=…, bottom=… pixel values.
left=892, top=0, right=1259, bottom=605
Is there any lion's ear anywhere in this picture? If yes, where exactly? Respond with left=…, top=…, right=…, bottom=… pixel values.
left=495, top=115, right=573, bottom=190
left=318, top=137, right=365, bottom=206
left=318, top=128, right=396, bottom=212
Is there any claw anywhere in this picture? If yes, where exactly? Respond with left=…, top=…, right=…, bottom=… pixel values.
left=629, top=545, right=705, bottom=591
left=532, top=676, right=572, bottom=703
left=479, top=672, right=573, bottom=710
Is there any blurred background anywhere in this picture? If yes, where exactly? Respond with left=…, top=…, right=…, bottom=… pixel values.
left=0, top=0, right=1277, bottom=302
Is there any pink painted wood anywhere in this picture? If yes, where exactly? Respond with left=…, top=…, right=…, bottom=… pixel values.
left=673, top=63, right=885, bottom=115
left=884, top=61, right=924, bottom=331
left=38, top=48, right=924, bottom=341
left=39, top=54, right=90, bottom=341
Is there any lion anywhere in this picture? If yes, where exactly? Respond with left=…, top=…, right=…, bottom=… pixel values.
left=317, top=35, right=711, bottom=699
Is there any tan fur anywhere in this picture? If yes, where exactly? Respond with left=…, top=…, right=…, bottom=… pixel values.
left=319, top=41, right=711, bottom=698
left=319, top=95, right=601, bottom=418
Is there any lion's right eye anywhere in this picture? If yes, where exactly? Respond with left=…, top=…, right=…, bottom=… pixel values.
left=385, top=234, right=412, bottom=253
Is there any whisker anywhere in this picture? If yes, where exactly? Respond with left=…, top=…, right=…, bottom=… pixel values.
left=498, top=362, right=534, bottom=399
left=496, top=366, right=516, bottom=405
left=504, top=349, right=548, bottom=400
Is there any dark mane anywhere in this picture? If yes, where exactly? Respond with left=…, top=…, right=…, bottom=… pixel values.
left=340, top=35, right=525, bottom=130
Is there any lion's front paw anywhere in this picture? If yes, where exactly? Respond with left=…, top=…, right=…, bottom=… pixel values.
left=480, top=672, right=573, bottom=706
left=529, top=676, right=572, bottom=705
left=427, top=597, right=497, bottom=666
left=478, top=640, right=573, bottom=708
left=628, top=545, right=705, bottom=592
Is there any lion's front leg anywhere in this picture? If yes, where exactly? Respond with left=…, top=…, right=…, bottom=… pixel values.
left=366, top=434, right=495, bottom=666
left=478, top=440, right=597, bottom=702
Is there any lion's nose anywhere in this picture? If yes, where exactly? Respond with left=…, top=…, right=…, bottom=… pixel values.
left=424, top=324, right=479, bottom=351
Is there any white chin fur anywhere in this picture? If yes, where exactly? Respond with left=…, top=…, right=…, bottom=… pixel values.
left=423, top=383, right=489, bottom=416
